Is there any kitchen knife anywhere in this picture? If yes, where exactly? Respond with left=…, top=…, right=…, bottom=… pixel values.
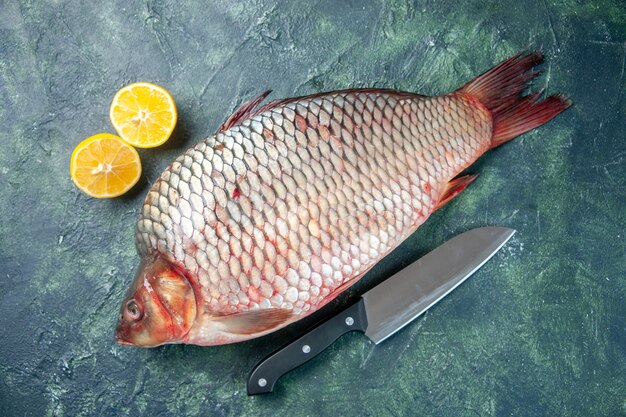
left=247, top=226, right=515, bottom=395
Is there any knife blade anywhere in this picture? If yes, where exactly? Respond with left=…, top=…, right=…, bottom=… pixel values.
left=247, top=226, right=515, bottom=395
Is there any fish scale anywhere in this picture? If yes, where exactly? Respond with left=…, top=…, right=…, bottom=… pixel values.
left=135, top=90, right=490, bottom=337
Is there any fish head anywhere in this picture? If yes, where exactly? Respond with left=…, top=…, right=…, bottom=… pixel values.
left=115, top=257, right=197, bottom=347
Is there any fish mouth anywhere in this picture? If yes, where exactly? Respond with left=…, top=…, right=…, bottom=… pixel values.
left=114, top=323, right=137, bottom=346
left=115, top=336, right=133, bottom=346
left=114, top=329, right=133, bottom=346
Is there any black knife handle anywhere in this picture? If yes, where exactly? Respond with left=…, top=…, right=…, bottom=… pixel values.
left=247, top=299, right=368, bottom=395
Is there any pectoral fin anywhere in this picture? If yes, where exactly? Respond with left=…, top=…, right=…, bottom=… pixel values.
left=214, top=308, right=294, bottom=335
left=217, top=90, right=272, bottom=133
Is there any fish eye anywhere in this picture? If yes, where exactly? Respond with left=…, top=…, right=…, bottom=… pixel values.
left=125, top=300, right=143, bottom=321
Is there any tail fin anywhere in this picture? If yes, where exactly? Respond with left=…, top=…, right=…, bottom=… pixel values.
left=457, top=51, right=572, bottom=148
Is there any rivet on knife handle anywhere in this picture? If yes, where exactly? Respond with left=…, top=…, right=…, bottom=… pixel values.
left=247, top=299, right=368, bottom=395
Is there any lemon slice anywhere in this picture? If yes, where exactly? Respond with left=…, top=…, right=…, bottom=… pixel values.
left=109, top=82, right=177, bottom=148
left=70, top=133, right=142, bottom=198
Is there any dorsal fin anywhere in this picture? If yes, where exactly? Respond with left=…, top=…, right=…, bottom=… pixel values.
left=217, top=88, right=424, bottom=133
left=256, top=88, right=423, bottom=115
left=217, top=90, right=272, bottom=133
left=213, top=308, right=293, bottom=335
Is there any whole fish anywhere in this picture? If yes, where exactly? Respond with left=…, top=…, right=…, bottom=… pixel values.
left=115, top=51, right=570, bottom=347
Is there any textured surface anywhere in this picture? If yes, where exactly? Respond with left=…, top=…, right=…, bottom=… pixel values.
left=0, top=0, right=624, bottom=416
left=135, top=90, right=490, bottom=345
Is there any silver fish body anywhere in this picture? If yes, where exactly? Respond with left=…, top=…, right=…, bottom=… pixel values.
left=117, top=52, right=570, bottom=347
left=135, top=90, right=490, bottom=344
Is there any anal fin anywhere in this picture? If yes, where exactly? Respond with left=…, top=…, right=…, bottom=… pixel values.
left=435, top=175, right=478, bottom=210
left=214, top=308, right=293, bottom=335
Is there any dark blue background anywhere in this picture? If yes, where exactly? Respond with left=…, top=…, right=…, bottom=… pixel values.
left=1, top=1, right=624, bottom=416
